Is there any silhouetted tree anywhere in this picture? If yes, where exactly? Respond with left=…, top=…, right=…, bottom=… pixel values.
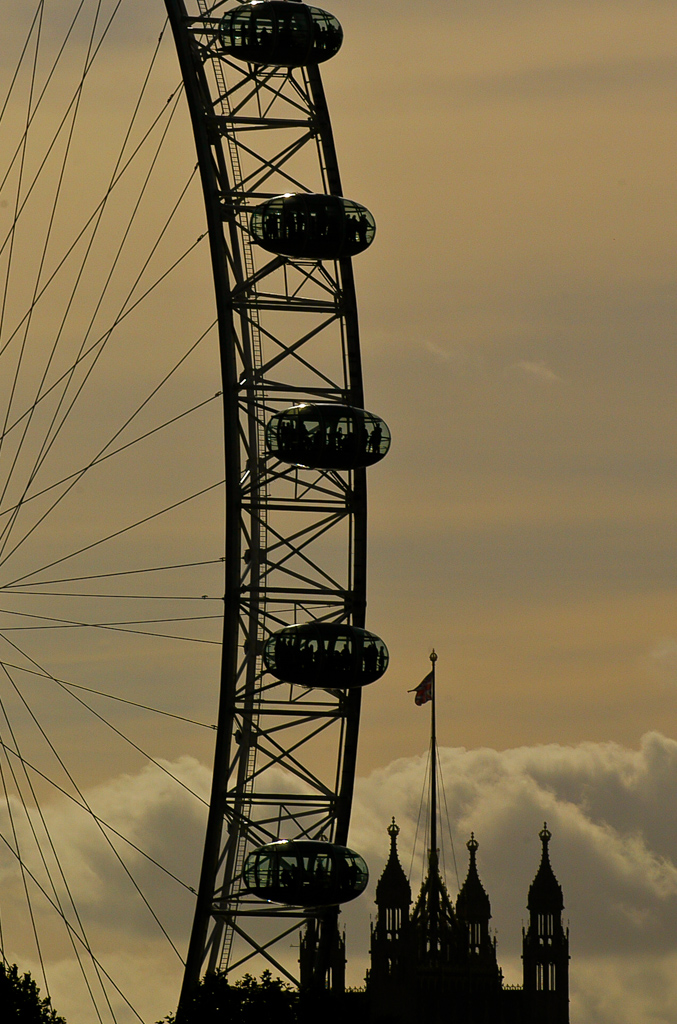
left=161, top=969, right=298, bottom=1024
left=298, top=986, right=368, bottom=1024
left=0, top=963, right=66, bottom=1023
left=160, top=970, right=369, bottom=1024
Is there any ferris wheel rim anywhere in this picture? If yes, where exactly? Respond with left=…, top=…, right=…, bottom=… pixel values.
left=164, top=0, right=382, bottom=1005
left=0, top=1, right=385, bottom=1016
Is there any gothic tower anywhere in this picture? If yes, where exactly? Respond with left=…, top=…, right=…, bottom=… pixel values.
left=454, top=834, right=502, bottom=1022
left=409, top=843, right=463, bottom=1023
left=299, top=911, right=346, bottom=994
left=368, top=819, right=412, bottom=1023
left=522, top=823, right=570, bottom=1024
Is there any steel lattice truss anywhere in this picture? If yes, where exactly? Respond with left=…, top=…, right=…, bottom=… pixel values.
left=166, top=0, right=371, bottom=995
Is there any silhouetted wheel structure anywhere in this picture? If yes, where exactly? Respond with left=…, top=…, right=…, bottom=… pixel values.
left=165, top=0, right=389, bottom=1005
left=0, top=2, right=385, bottom=1019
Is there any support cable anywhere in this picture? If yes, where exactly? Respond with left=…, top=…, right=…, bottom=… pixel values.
left=1, top=658, right=190, bottom=961
left=0, top=745, right=49, bottom=996
left=0, top=17, right=173, bottom=555
left=0, top=831, right=144, bottom=1023
left=0, top=4, right=45, bottom=132
left=0, top=635, right=209, bottom=808
left=0, top=228, right=208, bottom=572
left=3, top=478, right=225, bottom=587
left=0, top=738, right=198, bottom=893
left=409, top=745, right=432, bottom=884
left=0, top=0, right=87, bottom=191
left=0, top=662, right=216, bottom=728
left=0, top=3, right=45, bottom=439
left=438, top=754, right=460, bottom=890
left=5, top=557, right=225, bottom=589
left=0, top=77, right=185, bottom=367
left=0, top=93, right=191, bottom=561
left=0, top=385, right=221, bottom=524
left=0, top=0, right=107, bottom=517
left=3, top=85, right=186, bottom=534
left=0, top=683, right=112, bottom=1024
left=0, top=0, right=126, bottom=263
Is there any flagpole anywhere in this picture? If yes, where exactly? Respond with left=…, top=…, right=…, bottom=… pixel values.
left=430, top=648, right=438, bottom=862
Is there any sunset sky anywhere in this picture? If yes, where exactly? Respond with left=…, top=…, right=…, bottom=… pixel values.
left=1, top=2, right=677, bottom=1022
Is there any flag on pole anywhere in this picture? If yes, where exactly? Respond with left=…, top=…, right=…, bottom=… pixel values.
left=409, top=669, right=433, bottom=706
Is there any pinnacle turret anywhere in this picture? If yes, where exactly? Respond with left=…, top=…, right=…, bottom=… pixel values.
left=522, top=823, right=570, bottom=1023
left=368, top=819, right=570, bottom=1024
left=528, top=822, right=564, bottom=913
left=369, top=819, right=413, bottom=1022
left=375, top=818, right=412, bottom=907
left=456, top=833, right=491, bottom=924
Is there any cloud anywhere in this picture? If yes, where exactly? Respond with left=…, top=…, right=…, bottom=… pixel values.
left=6, top=736, right=677, bottom=1021
left=572, top=952, right=677, bottom=1024
left=512, top=359, right=563, bottom=383
left=1, top=757, right=210, bottom=1022
left=424, top=340, right=462, bottom=365
left=343, top=733, right=677, bottom=1022
left=423, top=340, right=485, bottom=373
left=648, top=639, right=677, bottom=685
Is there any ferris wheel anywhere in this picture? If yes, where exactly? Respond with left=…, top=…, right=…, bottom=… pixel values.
left=0, top=1, right=388, bottom=1021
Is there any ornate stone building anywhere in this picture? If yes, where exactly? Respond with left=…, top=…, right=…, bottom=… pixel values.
left=367, top=821, right=569, bottom=1024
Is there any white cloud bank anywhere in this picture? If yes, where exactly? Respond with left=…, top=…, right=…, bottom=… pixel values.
left=5, top=735, right=677, bottom=1023
left=347, top=732, right=677, bottom=1022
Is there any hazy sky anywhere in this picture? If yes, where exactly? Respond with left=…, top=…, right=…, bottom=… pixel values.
left=1, top=1, right=677, bottom=1022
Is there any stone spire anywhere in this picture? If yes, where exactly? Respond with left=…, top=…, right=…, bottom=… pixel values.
left=455, top=832, right=501, bottom=998
left=523, top=823, right=570, bottom=1024
left=375, top=818, right=412, bottom=907
left=368, top=819, right=414, bottom=1023
left=410, top=845, right=459, bottom=964
left=528, top=822, right=565, bottom=913
left=456, top=833, right=491, bottom=925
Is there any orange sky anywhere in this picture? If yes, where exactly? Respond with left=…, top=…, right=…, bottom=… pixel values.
left=329, top=0, right=677, bottom=770
left=1, top=2, right=677, bottom=1022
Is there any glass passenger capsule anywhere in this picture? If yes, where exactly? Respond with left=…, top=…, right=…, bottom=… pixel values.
left=266, top=403, right=391, bottom=470
left=219, top=1, right=343, bottom=68
left=250, top=193, right=375, bottom=260
left=243, top=840, right=369, bottom=906
left=264, top=622, right=389, bottom=689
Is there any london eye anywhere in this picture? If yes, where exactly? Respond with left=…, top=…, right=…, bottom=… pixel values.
left=0, top=2, right=387, bottom=1020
